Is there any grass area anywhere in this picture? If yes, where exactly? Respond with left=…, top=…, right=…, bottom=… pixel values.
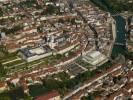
left=27, top=53, right=66, bottom=67
left=27, top=55, right=56, bottom=67
left=3, top=60, right=25, bottom=68
left=2, top=54, right=64, bottom=74
left=1, top=56, right=19, bottom=63
left=0, top=53, right=61, bottom=75
left=27, top=59, right=43, bottom=67
left=0, top=45, right=18, bottom=63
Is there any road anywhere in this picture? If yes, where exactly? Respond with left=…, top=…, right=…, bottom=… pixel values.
left=2, top=57, right=21, bottom=65
left=112, top=12, right=133, bottom=17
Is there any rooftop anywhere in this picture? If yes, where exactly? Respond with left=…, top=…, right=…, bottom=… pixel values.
left=19, top=45, right=51, bottom=57
left=34, top=90, right=60, bottom=100
left=83, top=51, right=108, bottom=66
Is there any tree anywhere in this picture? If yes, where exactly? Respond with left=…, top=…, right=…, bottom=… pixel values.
left=0, top=63, right=7, bottom=78
left=9, top=87, right=25, bottom=100
left=28, top=84, right=46, bottom=97
left=0, top=92, right=11, bottom=100
left=54, top=54, right=62, bottom=60
left=71, top=18, right=76, bottom=25
left=46, top=5, right=55, bottom=15
left=81, top=93, right=93, bottom=100
left=0, top=9, right=3, bottom=17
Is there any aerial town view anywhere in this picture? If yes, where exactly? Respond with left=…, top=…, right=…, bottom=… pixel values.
left=0, top=0, right=132, bottom=100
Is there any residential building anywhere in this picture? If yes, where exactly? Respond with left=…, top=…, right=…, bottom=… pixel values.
left=0, top=82, right=7, bottom=93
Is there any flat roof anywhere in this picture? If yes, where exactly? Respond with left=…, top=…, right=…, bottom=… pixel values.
left=29, top=47, right=46, bottom=55
left=83, top=51, right=107, bottom=66
left=89, top=51, right=101, bottom=58
left=19, top=45, right=51, bottom=57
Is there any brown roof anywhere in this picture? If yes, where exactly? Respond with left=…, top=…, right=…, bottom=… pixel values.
left=6, top=42, right=20, bottom=50
left=0, top=82, right=6, bottom=88
left=34, top=90, right=60, bottom=100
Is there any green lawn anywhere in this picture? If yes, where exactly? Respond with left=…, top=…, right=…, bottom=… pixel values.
left=1, top=56, right=19, bottom=63
left=3, top=60, right=25, bottom=68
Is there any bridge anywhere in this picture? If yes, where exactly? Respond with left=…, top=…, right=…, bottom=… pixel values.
left=114, top=42, right=126, bottom=46
left=112, top=12, right=133, bottom=17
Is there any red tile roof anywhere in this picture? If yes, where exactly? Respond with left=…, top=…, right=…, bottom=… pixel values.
left=0, top=82, right=6, bottom=88
left=34, top=90, right=60, bottom=100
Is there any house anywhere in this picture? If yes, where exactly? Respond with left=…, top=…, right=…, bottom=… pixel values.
left=34, top=90, right=61, bottom=100
left=6, top=41, right=20, bottom=53
left=0, top=82, right=7, bottom=93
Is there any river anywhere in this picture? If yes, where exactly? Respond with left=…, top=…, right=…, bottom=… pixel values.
left=111, top=16, right=126, bottom=58
left=90, top=0, right=127, bottom=58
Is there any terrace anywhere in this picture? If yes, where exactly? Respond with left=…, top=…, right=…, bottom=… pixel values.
left=74, top=57, right=92, bottom=70
left=65, top=62, right=87, bottom=77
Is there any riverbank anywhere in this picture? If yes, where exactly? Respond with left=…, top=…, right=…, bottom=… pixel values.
left=107, top=18, right=117, bottom=58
